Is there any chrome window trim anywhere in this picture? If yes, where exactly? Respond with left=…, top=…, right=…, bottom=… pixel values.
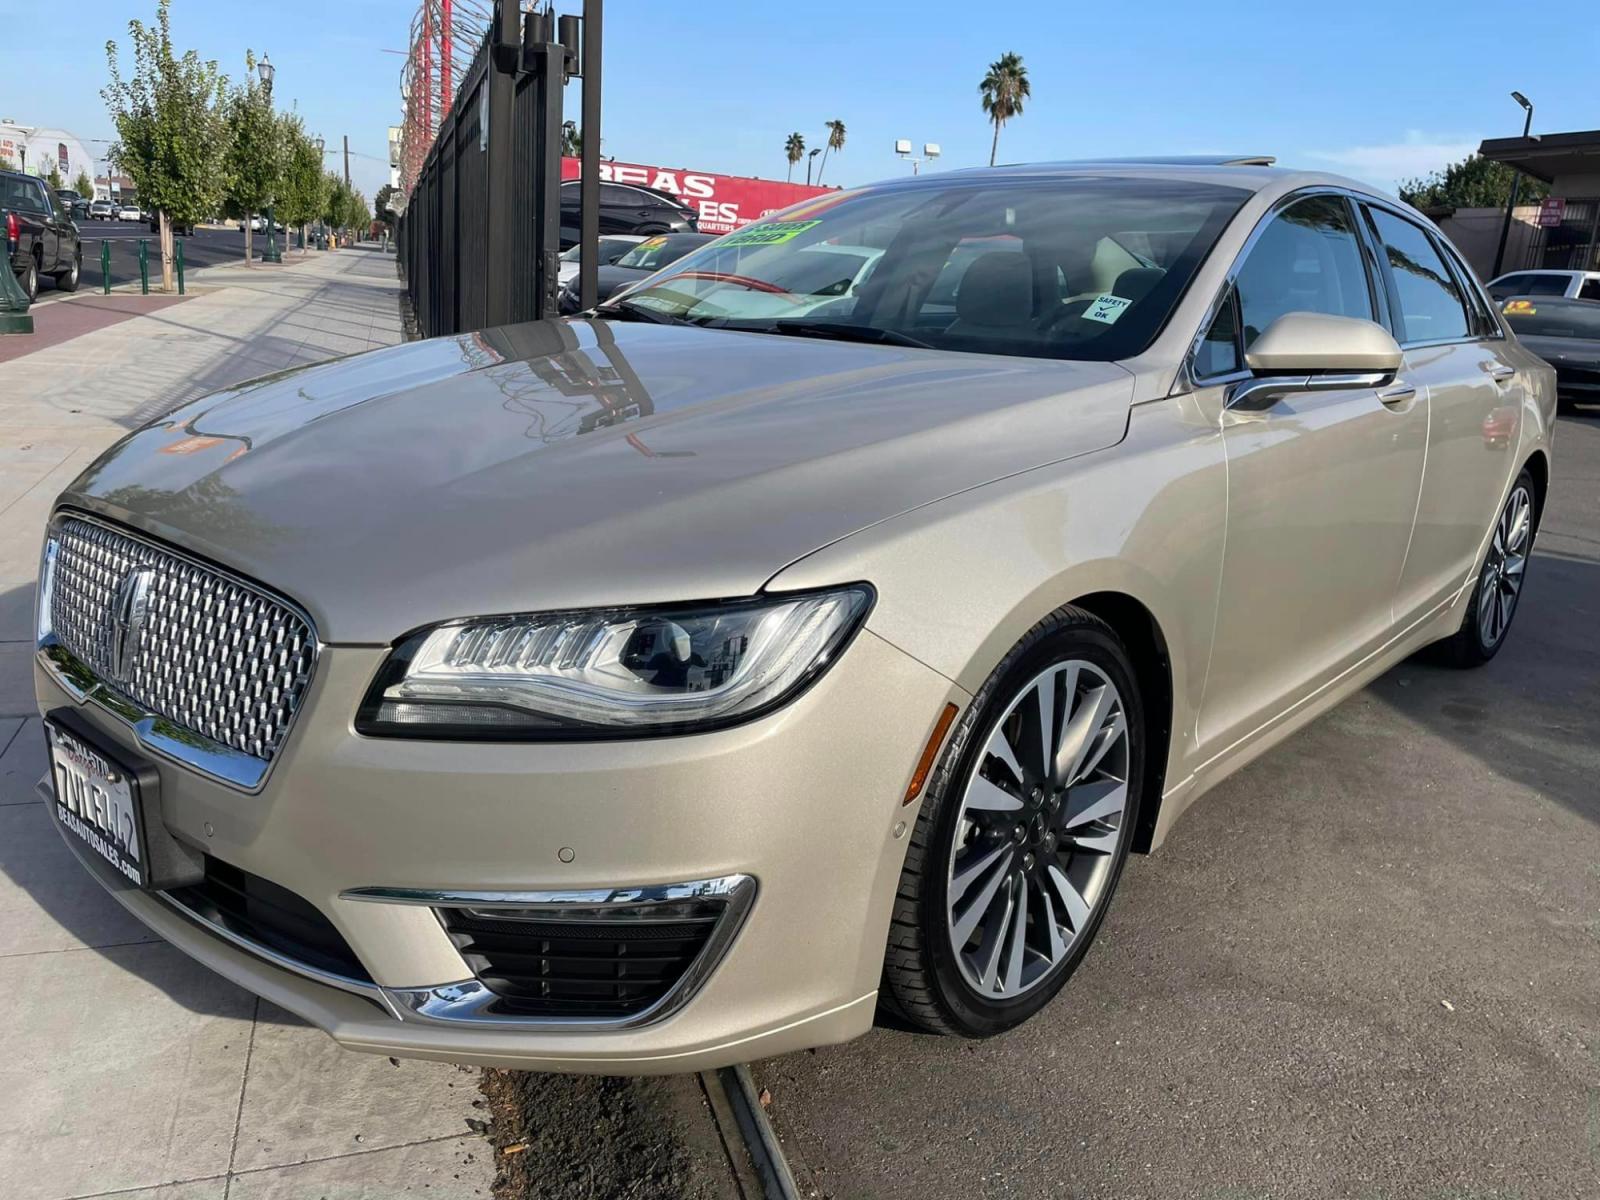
left=344, top=874, right=758, bottom=1031
left=1358, top=198, right=1506, bottom=349
left=34, top=510, right=324, bottom=793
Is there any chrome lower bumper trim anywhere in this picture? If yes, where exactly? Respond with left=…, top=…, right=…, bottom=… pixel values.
left=347, top=875, right=758, bottom=1031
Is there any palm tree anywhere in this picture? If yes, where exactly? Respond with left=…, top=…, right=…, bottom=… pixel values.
left=816, top=120, right=846, bottom=184
left=979, top=52, right=1030, bottom=167
left=784, top=132, right=806, bottom=182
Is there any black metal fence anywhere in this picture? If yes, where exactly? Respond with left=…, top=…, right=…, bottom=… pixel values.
left=398, top=0, right=601, bottom=339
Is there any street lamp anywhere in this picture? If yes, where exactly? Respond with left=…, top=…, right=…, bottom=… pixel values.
left=257, top=54, right=283, bottom=263
left=1491, top=90, right=1535, bottom=278
left=894, top=139, right=941, bottom=176
left=806, top=147, right=821, bottom=186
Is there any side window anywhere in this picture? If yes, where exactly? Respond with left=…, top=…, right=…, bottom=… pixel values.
left=1367, top=208, right=1471, bottom=344
left=601, top=184, right=643, bottom=206
left=1436, top=238, right=1499, bottom=339
left=1581, top=278, right=1600, bottom=302
left=1234, top=195, right=1375, bottom=348
left=1194, top=289, right=1242, bottom=378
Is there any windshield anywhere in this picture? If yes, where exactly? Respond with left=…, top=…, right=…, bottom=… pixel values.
left=602, top=176, right=1249, bottom=360
left=1502, top=298, right=1600, bottom=339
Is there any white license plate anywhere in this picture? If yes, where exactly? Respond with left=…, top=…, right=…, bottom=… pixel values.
left=47, top=723, right=145, bottom=888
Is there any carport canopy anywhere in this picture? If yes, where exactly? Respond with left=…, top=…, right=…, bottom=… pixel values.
left=1479, top=129, right=1600, bottom=184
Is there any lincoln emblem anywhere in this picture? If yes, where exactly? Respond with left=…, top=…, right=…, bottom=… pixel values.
left=110, top=567, right=155, bottom=684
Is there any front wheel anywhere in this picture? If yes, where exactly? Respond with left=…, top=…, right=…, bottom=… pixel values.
left=881, top=607, right=1143, bottom=1037
left=1430, top=468, right=1536, bottom=668
left=54, top=252, right=81, bottom=293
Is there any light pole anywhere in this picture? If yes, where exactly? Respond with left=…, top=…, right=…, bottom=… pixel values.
left=258, top=54, right=283, bottom=263
left=1491, top=91, right=1535, bottom=279
left=806, top=147, right=821, bottom=185
left=313, top=136, right=325, bottom=249
left=894, top=139, right=941, bottom=176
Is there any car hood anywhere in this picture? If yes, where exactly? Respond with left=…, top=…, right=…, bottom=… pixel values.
left=60, top=319, right=1134, bottom=643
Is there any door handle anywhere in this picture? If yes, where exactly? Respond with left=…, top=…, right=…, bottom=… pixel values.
left=1483, top=362, right=1516, bottom=382
left=1377, top=381, right=1417, bottom=407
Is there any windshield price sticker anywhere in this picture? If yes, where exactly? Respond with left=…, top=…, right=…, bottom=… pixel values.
left=721, top=220, right=821, bottom=247
left=1503, top=299, right=1535, bottom=315
left=1083, top=293, right=1132, bottom=324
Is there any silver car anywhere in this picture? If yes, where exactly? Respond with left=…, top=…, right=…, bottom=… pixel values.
left=34, top=159, right=1554, bottom=1072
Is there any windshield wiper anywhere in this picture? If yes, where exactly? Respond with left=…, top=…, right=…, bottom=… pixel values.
left=595, top=298, right=696, bottom=326
left=756, top=320, right=933, bottom=350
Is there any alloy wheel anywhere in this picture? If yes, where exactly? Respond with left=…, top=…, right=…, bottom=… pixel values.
left=945, top=659, right=1131, bottom=999
left=1477, top=483, right=1532, bottom=650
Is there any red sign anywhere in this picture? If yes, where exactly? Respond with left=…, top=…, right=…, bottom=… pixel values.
left=560, top=157, right=833, bottom=235
left=1537, top=197, right=1566, bottom=228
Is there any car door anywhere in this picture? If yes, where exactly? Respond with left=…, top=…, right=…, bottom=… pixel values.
left=1193, top=193, right=1428, bottom=753
left=28, top=181, right=62, bottom=269
left=1363, top=204, right=1523, bottom=622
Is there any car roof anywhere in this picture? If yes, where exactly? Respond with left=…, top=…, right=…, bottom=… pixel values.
left=1490, top=268, right=1598, bottom=280
left=864, top=159, right=1395, bottom=203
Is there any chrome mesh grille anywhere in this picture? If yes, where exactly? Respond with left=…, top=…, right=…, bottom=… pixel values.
left=48, top=517, right=317, bottom=763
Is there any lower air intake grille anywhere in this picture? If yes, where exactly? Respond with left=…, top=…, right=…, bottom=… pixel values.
left=439, top=907, right=722, bottom=1018
left=168, top=857, right=372, bottom=984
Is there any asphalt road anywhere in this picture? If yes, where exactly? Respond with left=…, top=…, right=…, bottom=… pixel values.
left=754, top=411, right=1600, bottom=1199
left=31, top=220, right=284, bottom=299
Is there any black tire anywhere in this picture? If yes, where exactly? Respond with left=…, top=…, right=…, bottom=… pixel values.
left=1428, top=467, right=1537, bottom=668
left=881, top=605, right=1144, bottom=1037
left=18, top=254, right=38, bottom=302
left=54, top=252, right=81, bottom=293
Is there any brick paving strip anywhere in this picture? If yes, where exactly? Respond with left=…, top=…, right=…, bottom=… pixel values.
left=0, top=294, right=192, bottom=366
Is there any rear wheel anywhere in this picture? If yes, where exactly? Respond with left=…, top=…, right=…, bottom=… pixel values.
left=18, top=254, right=38, bottom=301
left=1430, top=468, right=1535, bottom=667
left=882, top=607, right=1143, bottom=1037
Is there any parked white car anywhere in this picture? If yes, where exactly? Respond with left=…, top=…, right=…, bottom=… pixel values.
left=1486, top=268, right=1600, bottom=303
left=115, top=204, right=141, bottom=221
left=557, top=235, right=646, bottom=285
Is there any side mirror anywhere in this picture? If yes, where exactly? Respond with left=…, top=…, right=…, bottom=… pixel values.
left=1229, top=312, right=1403, bottom=411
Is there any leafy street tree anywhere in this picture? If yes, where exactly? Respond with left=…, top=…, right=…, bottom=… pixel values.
left=1399, top=154, right=1548, bottom=211
left=979, top=51, right=1030, bottom=167
left=785, top=132, right=806, bottom=182
left=561, top=120, right=581, bottom=157
left=816, top=119, right=846, bottom=185
left=275, top=114, right=325, bottom=253
left=374, top=183, right=398, bottom=226
left=103, top=0, right=229, bottom=291
left=74, top=169, right=95, bottom=199
left=323, top=171, right=352, bottom=242
left=46, top=166, right=64, bottom=190
left=222, top=50, right=285, bottom=265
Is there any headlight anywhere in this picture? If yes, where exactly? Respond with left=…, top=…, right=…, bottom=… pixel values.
left=36, top=535, right=58, bottom=646
left=356, top=585, right=873, bottom=739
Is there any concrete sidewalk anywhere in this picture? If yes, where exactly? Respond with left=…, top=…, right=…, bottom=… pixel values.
left=0, top=247, right=498, bottom=1198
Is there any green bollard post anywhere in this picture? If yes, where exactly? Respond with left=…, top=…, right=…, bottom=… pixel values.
left=0, top=230, right=34, bottom=333
left=137, top=239, right=149, bottom=295
left=100, top=240, right=111, bottom=294
left=175, top=238, right=185, bottom=295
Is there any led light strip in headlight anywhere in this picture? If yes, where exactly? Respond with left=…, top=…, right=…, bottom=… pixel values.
left=356, top=585, right=874, bottom=739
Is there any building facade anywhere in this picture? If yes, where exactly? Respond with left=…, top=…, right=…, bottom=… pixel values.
left=0, top=123, right=98, bottom=191
left=1479, top=129, right=1600, bottom=276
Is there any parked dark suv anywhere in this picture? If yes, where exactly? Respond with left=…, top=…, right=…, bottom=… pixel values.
left=558, top=179, right=696, bottom=249
left=3, top=170, right=82, bottom=298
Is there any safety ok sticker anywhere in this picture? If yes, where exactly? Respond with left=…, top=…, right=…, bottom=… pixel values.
left=720, top=220, right=821, bottom=247
left=1082, top=293, right=1132, bottom=325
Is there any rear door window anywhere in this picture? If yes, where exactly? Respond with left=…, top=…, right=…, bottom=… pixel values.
left=1523, top=274, right=1572, bottom=296
left=1580, top=278, right=1600, bottom=302
left=1366, top=208, right=1471, bottom=344
left=1487, top=273, right=1531, bottom=300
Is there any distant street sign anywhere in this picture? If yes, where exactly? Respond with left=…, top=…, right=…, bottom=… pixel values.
left=1537, top=197, right=1566, bottom=228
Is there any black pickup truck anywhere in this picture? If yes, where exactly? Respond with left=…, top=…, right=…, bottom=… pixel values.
left=3, top=169, right=82, bottom=299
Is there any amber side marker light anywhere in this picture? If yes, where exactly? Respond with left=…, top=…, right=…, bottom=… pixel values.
left=903, top=703, right=959, bottom=805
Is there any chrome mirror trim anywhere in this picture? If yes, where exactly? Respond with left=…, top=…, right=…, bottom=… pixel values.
left=1226, top=370, right=1391, bottom=412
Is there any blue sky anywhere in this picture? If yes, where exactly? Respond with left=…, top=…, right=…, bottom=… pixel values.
left=2, top=0, right=1596, bottom=200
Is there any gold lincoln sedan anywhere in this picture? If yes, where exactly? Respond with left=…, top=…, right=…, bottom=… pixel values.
left=35, top=159, right=1553, bottom=1071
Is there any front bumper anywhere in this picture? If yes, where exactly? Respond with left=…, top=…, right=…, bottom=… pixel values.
left=36, top=626, right=964, bottom=1073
